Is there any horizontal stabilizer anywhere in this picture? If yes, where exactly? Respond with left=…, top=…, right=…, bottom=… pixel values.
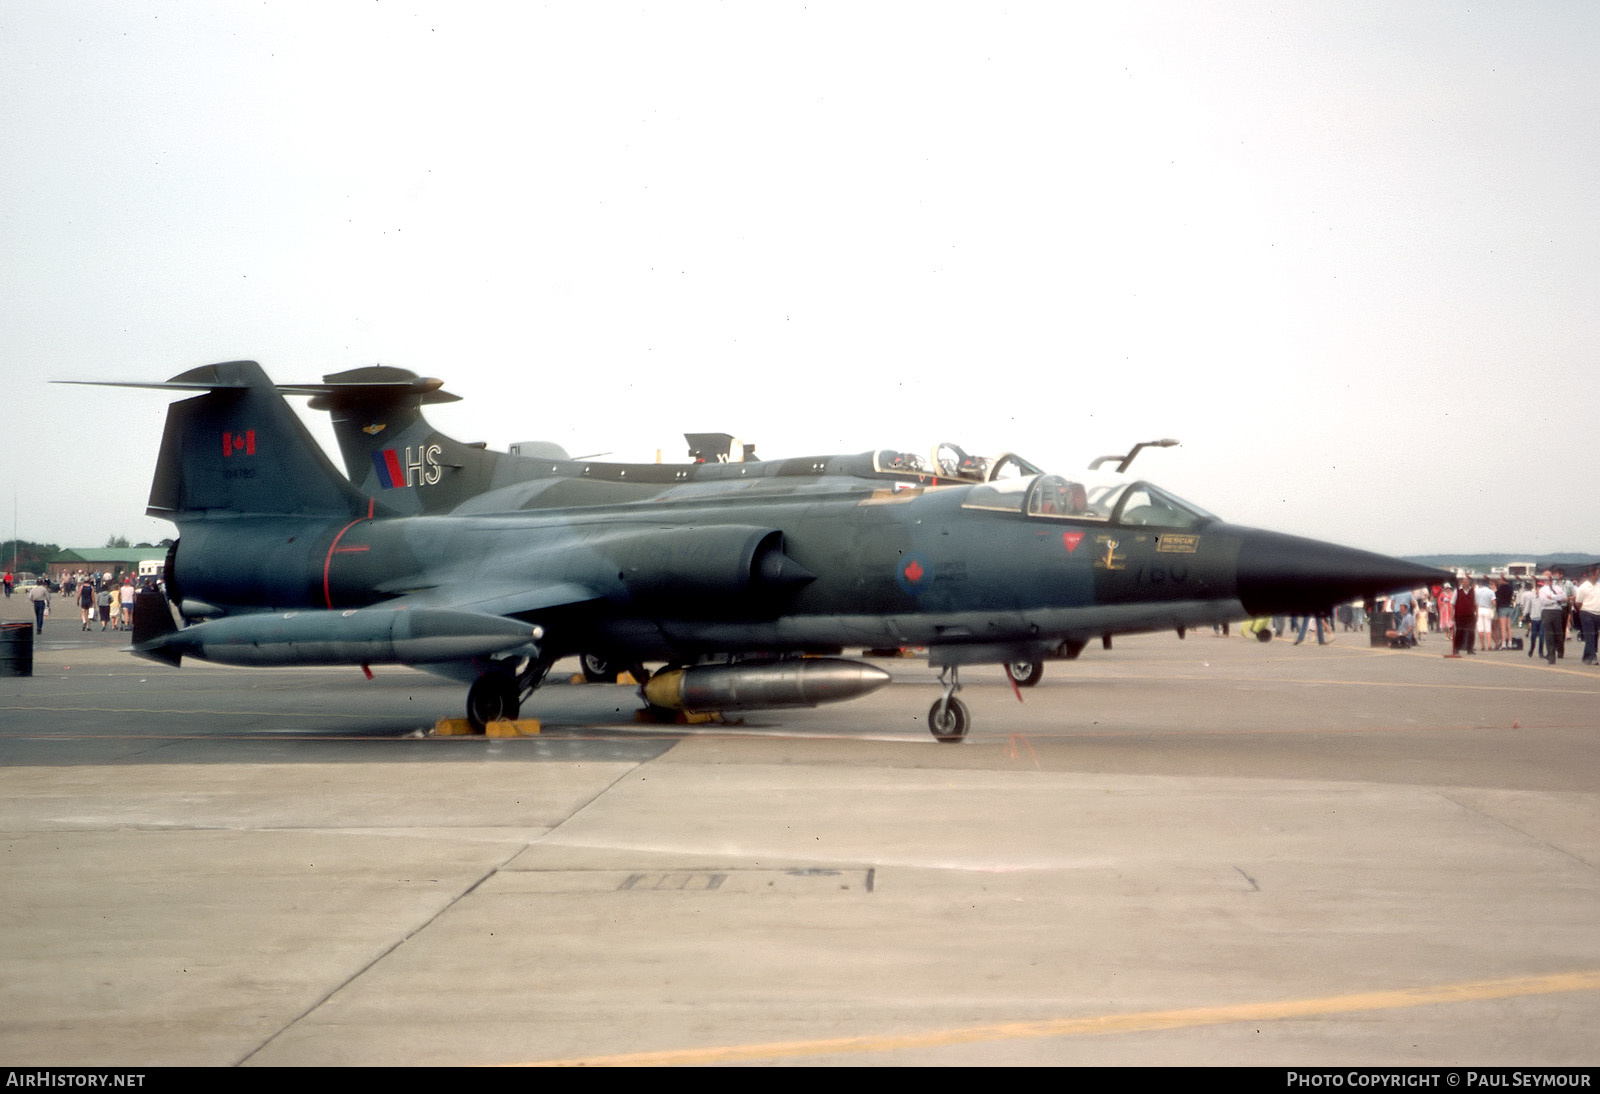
left=297, top=366, right=461, bottom=411
left=60, top=378, right=251, bottom=392
left=61, top=363, right=461, bottom=407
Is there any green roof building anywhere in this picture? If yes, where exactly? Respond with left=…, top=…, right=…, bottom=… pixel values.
left=48, top=547, right=168, bottom=584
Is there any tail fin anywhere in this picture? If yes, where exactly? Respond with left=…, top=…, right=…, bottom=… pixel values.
left=295, top=365, right=508, bottom=515
left=144, top=360, right=374, bottom=521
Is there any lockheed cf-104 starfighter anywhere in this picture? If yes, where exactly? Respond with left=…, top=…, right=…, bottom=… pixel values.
left=90, top=361, right=1446, bottom=740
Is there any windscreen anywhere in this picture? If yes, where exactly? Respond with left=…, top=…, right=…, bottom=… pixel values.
left=962, top=475, right=1218, bottom=528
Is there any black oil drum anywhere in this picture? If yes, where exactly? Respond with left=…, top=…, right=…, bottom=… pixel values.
left=0, top=622, right=33, bottom=677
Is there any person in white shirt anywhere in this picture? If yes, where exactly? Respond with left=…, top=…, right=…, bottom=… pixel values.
left=1537, top=575, right=1564, bottom=665
left=1575, top=565, right=1600, bottom=666
left=1552, top=567, right=1575, bottom=659
left=1474, top=578, right=1495, bottom=651
left=26, top=579, right=50, bottom=634
left=120, top=580, right=137, bottom=631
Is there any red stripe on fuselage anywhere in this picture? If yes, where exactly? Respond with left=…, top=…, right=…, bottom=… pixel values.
left=323, top=519, right=368, bottom=609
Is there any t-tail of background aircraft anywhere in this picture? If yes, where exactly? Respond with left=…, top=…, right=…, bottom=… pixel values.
left=293, top=365, right=493, bottom=517
left=288, top=366, right=1017, bottom=517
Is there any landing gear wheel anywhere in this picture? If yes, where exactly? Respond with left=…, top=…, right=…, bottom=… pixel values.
left=1004, top=660, right=1043, bottom=687
left=928, top=697, right=969, bottom=743
left=580, top=653, right=618, bottom=683
left=466, top=675, right=519, bottom=732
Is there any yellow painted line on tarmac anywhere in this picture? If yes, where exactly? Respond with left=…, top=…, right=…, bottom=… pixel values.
left=1307, top=642, right=1600, bottom=682
left=1082, top=673, right=1596, bottom=696
left=1243, top=676, right=1593, bottom=695
left=1132, top=642, right=1600, bottom=680
left=512, top=968, right=1600, bottom=1066
left=1448, top=657, right=1600, bottom=682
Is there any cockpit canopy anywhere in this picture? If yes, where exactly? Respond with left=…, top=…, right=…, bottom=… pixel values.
left=962, top=473, right=1218, bottom=529
left=873, top=448, right=934, bottom=476
left=872, top=445, right=1047, bottom=484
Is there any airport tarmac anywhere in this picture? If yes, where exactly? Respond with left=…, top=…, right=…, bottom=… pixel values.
left=1, top=595, right=1598, bottom=1067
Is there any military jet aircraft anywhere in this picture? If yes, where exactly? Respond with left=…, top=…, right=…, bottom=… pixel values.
left=92, top=360, right=1446, bottom=742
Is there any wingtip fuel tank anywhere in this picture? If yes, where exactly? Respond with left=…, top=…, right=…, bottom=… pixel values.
left=134, top=606, right=540, bottom=668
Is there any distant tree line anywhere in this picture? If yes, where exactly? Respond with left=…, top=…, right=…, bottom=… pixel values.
left=1406, top=552, right=1596, bottom=571
left=1, top=539, right=61, bottom=573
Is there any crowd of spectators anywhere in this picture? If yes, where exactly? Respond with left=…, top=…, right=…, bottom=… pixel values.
left=1419, top=566, right=1599, bottom=664
left=1376, top=566, right=1598, bottom=665
left=13, top=568, right=164, bottom=636
left=1250, top=565, right=1600, bottom=666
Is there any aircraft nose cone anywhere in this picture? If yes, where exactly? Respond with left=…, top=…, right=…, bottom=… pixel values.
left=1233, top=529, right=1452, bottom=617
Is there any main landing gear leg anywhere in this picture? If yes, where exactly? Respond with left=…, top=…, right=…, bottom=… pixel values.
left=927, top=665, right=969, bottom=743
left=466, top=657, right=551, bottom=733
left=515, top=658, right=551, bottom=708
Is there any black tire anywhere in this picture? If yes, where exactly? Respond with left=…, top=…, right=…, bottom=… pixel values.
left=466, top=675, right=519, bottom=732
left=1255, top=627, right=1273, bottom=643
left=1004, top=660, right=1043, bottom=687
left=928, top=697, right=969, bottom=743
left=580, top=653, right=618, bottom=683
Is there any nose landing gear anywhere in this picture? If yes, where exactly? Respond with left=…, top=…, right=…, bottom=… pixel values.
left=928, top=665, right=969, bottom=743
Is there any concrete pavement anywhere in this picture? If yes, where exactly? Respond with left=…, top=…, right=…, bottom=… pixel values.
left=1, top=598, right=1597, bottom=1066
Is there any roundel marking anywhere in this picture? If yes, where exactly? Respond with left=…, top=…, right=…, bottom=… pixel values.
left=897, top=552, right=931, bottom=595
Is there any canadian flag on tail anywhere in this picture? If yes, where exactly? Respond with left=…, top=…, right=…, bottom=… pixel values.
left=222, top=430, right=255, bottom=457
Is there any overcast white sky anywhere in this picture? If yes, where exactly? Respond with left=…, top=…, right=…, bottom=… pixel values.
left=2, top=1, right=1595, bottom=557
